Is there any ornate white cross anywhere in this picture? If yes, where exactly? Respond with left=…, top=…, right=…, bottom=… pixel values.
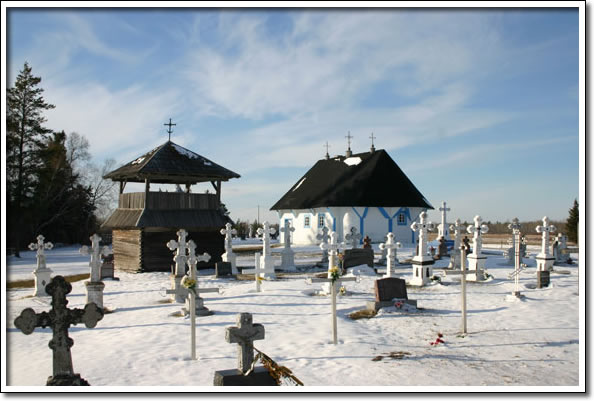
left=280, top=219, right=295, bottom=249
left=345, top=227, right=362, bottom=248
left=438, top=201, right=451, bottom=239
left=320, top=231, right=346, bottom=277
left=536, top=216, right=556, bottom=256
left=316, top=226, right=329, bottom=263
left=220, top=223, right=236, bottom=255
left=80, top=234, right=112, bottom=283
left=307, top=275, right=358, bottom=345
left=449, top=218, right=463, bottom=252
left=466, top=215, right=489, bottom=257
left=508, top=226, right=525, bottom=297
left=29, top=235, right=54, bottom=271
left=378, top=232, right=402, bottom=278
left=167, top=229, right=190, bottom=277
left=257, top=221, right=276, bottom=257
left=411, top=211, right=434, bottom=257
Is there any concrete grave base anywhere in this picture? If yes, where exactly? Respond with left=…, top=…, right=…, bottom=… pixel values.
left=366, top=299, right=417, bottom=312
left=85, top=281, right=105, bottom=309
left=213, top=366, right=278, bottom=386
left=215, top=262, right=233, bottom=278
left=537, top=270, right=551, bottom=288
left=33, top=268, right=53, bottom=297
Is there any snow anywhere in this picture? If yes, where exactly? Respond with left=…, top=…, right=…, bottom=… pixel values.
left=3, top=244, right=583, bottom=391
left=344, top=156, right=362, bottom=166
left=171, top=143, right=212, bottom=165
left=292, top=177, right=306, bottom=191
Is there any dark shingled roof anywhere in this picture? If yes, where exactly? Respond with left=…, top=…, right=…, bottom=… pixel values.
left=104, top=141, right=240, bottom=184
left=270, top=149, right=433, bottom=210
left=102, top=209, right=231, bottom=229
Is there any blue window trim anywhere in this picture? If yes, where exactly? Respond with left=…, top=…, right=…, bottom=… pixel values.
left=326, top=207, right=337, bottom=232
left=378, top=206, right=412, bottom=233
left=318, top=214, right=325, bottom=228
left=351, top=207, right=369, bottom=244
left=303, top=214, right=311, bottom=228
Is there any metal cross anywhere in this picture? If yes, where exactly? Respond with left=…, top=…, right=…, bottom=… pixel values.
left=225, top=313, right=265, bottom=373
left=411, top=211, right=434, bottom=257
left=345, top=131, right=353, bottom=150
left=466, top=215, right=489, bottom=257
left=378, top=232, right=402, bottom=278
left=324, top=141, right=331, bottom=159
left=14, top=276, right=103, bottom=384
left=164, top=118, right=176, bottom=141
left=369, top=132, right=376, bottom=147
left=80, top=234, right=112, bottom=283
left=536, top=216, right=556, bottom=256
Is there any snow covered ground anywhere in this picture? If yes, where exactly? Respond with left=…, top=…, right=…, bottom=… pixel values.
left=3, top=243, right=584, bottom=391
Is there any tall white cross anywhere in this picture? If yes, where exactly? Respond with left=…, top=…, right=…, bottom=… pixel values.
left=345, top=227, right=361, bottom=248
left=257, top=221, right=276, bottom=257
left=184, top=240, right=217, bottom=360
left=280, top=219, right=295, bottom=248
left=242, top=252, right=266, bottom=292
left=507, top=221, right=524, bottom=297
left=459, top=244, right=469, bottom=335
left=220, top=223, right=238, bottom=274
left=29, top=234, right=54, bottom=271
left=307, top=275, right=357, bottom=345
left=316, top=226, right=330, bottom=263
left=438, top=201, right=451, bottom=240
left=167, top=229, right=190, bottom=277
left=411, top=211, right=434, bottom=257
left=320, top=231, right=346, bottom=278
left=466, top=215, right=489, bottom=257
left=378, top=232, right=402, bottom=278
left=80, top=234, right=112, bottom=283
left=536, top=216, right=556, bottom=257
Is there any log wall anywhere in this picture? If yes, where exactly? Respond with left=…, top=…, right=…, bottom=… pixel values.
left=113, top=229, right=143, bottom=273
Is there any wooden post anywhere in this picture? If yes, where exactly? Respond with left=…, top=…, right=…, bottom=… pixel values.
left=190, top=290, right=196, bottom=360
left=216, top=180, right=221, bottom=205
left=144, top=178, right=150, bottom=208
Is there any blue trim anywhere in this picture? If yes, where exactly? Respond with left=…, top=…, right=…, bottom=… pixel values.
left=351, top=207, right=368, bottom=244
left=326, top=207, right=337, bottom=232
left=317, top=213, right=325, bottom=228
left=378, top=207, right=393, bottom=233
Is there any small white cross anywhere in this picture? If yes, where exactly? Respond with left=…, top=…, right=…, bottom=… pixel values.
left=536, top=216, right=556, bottom=257
left=345, top=227, right=362, bottom=248
left=439, top=201, right=451, bottom=239
left=316, top=226, right=329, bottom=263
left=257, top=221, right=276, bottom=257
left=220, top=223, right=236, bottom=253
left=80, top=234, right=112, bottom=283
left=466, top=215, right=489, bottom=257
left=242, top=252, right=266, bottom=292
left=167, top=229, right=190, bottom=277
left=29, top=235, right=54, bottom=271
left=280, top=219, right=295, bottom=248
left=378, top=233, right=402, bottom=278
left=411, top=211, right=434, bottom=257
left=320, top=231, right=347, bottom=277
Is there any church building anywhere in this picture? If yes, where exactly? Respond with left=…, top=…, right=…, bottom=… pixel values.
left=270, top=140, right=433, bottom=245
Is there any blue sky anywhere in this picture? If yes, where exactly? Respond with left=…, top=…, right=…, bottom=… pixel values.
left=6, top=6, right=581, bottom=225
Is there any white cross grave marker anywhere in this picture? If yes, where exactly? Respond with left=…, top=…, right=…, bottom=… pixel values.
left=447, top=218, right=463, bottom=269
left=257, top=221, right=276, bottom=278
left=80, top=234, right=112, bottom=308
left=438, top=201, right=451, bottom=240
left=459, top=244, right=469, bottom=335
left=410, top=211, right=435, bottom=286
left=243, top=252, right=266, bottom=292
left=307, top=275, right=358, bottom=345
left=507, top=219, right=525, bottom=298
left=29, top=235, right=54, bottom=296
left=316, top=226, right=330, bottom=264
left=535, top=216, right=556, bottom=271
left=345, top=227, right=362, bottom=248
left=220, top=223, right=238, bottom=274
left=280, top=219, right=295, bottom=270
left=466, top=215, right=489, bottom=281
left=320, top=231, right=347, bottom=278
left=378, top=232, right=402, bottom=278
left=166, top=229, right=191, bottom=303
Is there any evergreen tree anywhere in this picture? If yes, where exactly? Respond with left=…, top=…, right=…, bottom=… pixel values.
left=566, top=199, right=579, bottom=244
left=7, top=62, right=55, bottom=255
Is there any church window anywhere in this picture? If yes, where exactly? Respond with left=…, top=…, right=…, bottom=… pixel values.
left=304, top=216, right=311, bottom=228
left=318, top=215, right=325, bottom=228
left=397, top=213, right=406, bottom=225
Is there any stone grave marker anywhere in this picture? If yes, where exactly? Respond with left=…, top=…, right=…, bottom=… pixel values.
left=166, top=229, right=191, bottom=303
left=280, top=219, right=295, bottom=270
left=100, top=254, right=118, bottom=280
left=316, top=226, right=329, bottom=264
left=80, top=234, right=112, bottom=309
left=213, top=313, right=277, bottom=386
left=438, top=201, right=451, bottom=240
left=215, top=262, right=233, bottom=277
left=466, top=215, right=489, bottom=281
left=378, top=232, right=402, bottom=278
left=447, top=219, right=463, bottom=269
left=366, top=277, right=416, bottom=312
left=553, top=233, right=570, bottom=264
left=220, top=222, right=238, bottom=274
left=13, top=275, right=104, bottom=386
left=257, top=221, right=276, bottom=278
left=535, top=216, right=556, bottom=272
left=437, top=236, right=448, bottom=259
left=28, top=234, right=54, bottom=297
left=410, top=211, right=435, bottom=286
left=537, top=270, right=551, bottom=288
left=345, top=227, right=362, bottom=249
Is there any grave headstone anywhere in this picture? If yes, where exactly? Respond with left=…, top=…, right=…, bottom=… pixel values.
left=166, top=229, right=190, bottom=303
left=80, top=234, right=112, bottom=309
left=100, top=254, right=118, bottom=280
left=345, top=227, right=362, bottom=249
left=13, top=276, right=103, bottom=386
left=366, top=277, right=416, bottom=312
left=343, top=248, right=374, bottom=269
left=316, top=226, right=329, bottom=264
left=213, top=313, right=277, bottom=386
left=437, top=236, right=448, bottom=258
left=537, top=270, right=551, bottom=288
left=257, top=221, right=276, bottom=279
left=215, top=262, right=233, bottom=277
left=280, top=219, right=295, bottom=270
left=28, top=234, right=54, bottom=297
left=535, top=216, right=556, bottom=272
left=466, top=215, right=489, bottom=281
left=553, top=233, right=570, bottom=263
left=410, top=211, right=435, bottom=286
left=220, top=223, right=238, bottom=274
left=378, top=232, right=402, bottom=278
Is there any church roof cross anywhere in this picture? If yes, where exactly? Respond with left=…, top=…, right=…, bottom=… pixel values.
left=164, top=118, right=177, bottom=141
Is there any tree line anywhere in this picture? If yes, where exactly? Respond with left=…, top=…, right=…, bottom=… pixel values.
left=7, top=62, right=117, bottom=256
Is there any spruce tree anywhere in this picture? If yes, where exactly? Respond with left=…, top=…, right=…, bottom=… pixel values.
left=566, top=199, right=579, bottom=244
left=7, top=62, right=55, bottom=255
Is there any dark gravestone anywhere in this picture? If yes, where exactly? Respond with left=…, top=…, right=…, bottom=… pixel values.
left=463, top=236, right=471, bottom=254
left=367, top=277, right=417, bottom=311
left=100, top=254, right=118, bottom=280
left=215, top=262, right=233, bottom=277
left=343, top=248, right=374, bottom=269
left=13, top=276, right=104, bottom=386
left=438, top=237, right=448, bottom=258
left=537, top=270, right=550, bottom=288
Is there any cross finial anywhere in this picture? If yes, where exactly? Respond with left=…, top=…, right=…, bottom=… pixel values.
left=164, top=118, right=176, bottom=141
left=369, top=132, right=376, bottom=153
left=324, top=141, right=331, bottom=159
left=345, top=131, right=353, bottom=157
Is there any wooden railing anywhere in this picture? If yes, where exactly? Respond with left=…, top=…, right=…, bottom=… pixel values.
left=118, top=192, right=219, bottom=210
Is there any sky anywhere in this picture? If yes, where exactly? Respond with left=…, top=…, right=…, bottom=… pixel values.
left=5, top=5, right=582, bottom=225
